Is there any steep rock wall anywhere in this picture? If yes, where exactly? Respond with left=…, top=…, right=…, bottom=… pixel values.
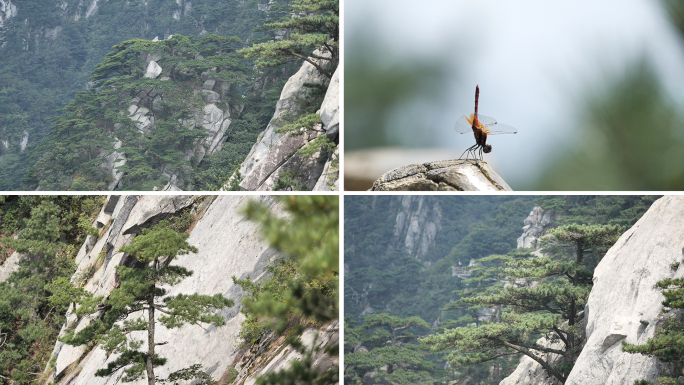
left=392, top=196, right=442, bottom=261
left=565, top=196, right=684, bottom=384
left=46, top=195, right=336, bottom=384
left=236, top=54, right=339, bottom=191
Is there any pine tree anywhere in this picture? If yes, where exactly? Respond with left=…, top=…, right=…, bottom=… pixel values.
left=238, top=0, right=339, bottom=79
left=623, top=274, right=684, bottom=384
left=61, top=222, right=233, bottom=385
left=344, top=313, right=438, bottom=385
left=422, top=224, right=623, bottom=384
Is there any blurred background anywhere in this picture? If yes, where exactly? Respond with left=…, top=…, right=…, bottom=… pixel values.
left=344, top=0, right=684, bottom=190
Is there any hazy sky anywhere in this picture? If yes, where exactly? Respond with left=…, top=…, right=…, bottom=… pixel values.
left=345, top=0, right=684, bottom=188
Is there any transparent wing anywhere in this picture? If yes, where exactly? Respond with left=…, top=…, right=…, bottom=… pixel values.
left=454, top=115, right=474, bottom=134
left=455, top=113, right=517, bottom=134
left=483, top=122, right=517, bottom=135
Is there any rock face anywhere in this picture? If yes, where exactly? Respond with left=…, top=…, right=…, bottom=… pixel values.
left=392, top=196, right=442, bottom=261
left=46, top=195, right=337, bottom=384
left=517, top=206, right=559, bottom=249
left=236, top=53, right=339, bottom=191
left=0, top=0, right=17, bottom=28
left=370, top=160, right=512, bottom=191
left=564, top=196, right=684, bottom=384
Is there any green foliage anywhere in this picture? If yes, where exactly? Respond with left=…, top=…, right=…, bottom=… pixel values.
left=235, top=195, right=338, bottom=384
left=63, top=222, right=233, bottom=383
left=623, top=274, right=684, bottom=383
left=239, top=0, right=339, bottom=79
left=0, top=0, right=273, bottom=190
left=0, top=196, right=103, bottom=383
left=534, top=61, right=684, bottom=190
left=344, top=313, right=438, bottom=385
left=345, top=195, right=654, bottom=384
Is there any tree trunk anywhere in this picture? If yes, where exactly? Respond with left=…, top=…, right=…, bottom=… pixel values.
left=147, top=291, right=156, bottom=385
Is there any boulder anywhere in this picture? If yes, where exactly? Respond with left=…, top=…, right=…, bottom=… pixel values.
left=203, top=79, right=216, bottom=91
left=370, top=160, right=512, bottom=191
left=202, top=89, right=221, bottom=103
left=143, top=60, right=162, bottom=78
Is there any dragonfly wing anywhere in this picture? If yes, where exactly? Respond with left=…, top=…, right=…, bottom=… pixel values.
left=474, top=114, right=498, bottom=126
left=484, top=123, right=518, bottom=135
left=454, top=115, right=474, bottom=134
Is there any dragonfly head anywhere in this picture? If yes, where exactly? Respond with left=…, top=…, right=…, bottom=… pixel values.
left=483, top=144, right=492, bottom=153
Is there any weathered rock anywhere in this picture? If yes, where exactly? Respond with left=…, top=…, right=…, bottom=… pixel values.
left=99, top=139, right=126, bottom=190
left=202, top=89, right=221, bottom=103
left=46, top=195, right=338, bottom=385
left=517, top=206, right=560, bottom=249
left=238, top=50, right=330, bottom=184
left=313, top=148, right=339, bottom=191
left=320, top=68, right=339, bottom=141
left=203, top=79, right=216, bottom=91
left=0, top=250, right=21, bottom=283
left=564, top=196, right=684, bottom=385
left=392, top=196, right=442, bottom=261
left=143, top=60, right=163, bottom=78
left=20, top=130, right=28, bottom=151
left=0, top=0, right=18, bottom=28
left=240, top=133, right=308, bottom=191
left=370, top=160, right=512, bottom=191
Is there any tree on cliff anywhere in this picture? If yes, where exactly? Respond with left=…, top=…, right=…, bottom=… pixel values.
left=238, top=0, right=339, bottom=79
left=0, top=196, right=103, bottom=384
left=344, top=313, right=439, bottom=385
left=422, top=224, right=623, bottom=384
left=623, top=273, right=684, bottom=384
left=61, top=222, right=234, bottom=385
left=234, top=195, right=338, bottom=385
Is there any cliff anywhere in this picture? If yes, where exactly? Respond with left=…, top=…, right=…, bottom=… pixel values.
left=42, top=195, right=337, bottom=384
left=502, top=196, right=681, bottom=384
left=564, top=196, right=683, bottom=384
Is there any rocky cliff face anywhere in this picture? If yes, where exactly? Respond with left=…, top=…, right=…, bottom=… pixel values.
left=44, top=195, right=337, bottom=384
left=235, top=54, right=339, bottom=191
left=564, top=196, right=684, bottom=384
left=391, top=196, right=442, bottom=261
left=502, top=196, right=684, bottom=384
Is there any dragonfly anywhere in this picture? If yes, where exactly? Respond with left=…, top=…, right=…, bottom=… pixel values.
left=455, top=85, right=517, bottom=160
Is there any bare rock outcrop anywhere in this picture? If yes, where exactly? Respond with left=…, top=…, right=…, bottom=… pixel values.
left=237, top=53, right=339, bottom=191
left=370, top=160, right=512, bottom=191
left=517, top=206, right=559, bottom=249
left=392, top=196, right=442, bottom=261
left=45, top=194, right=337, bottom=384
left=564, top=196, right=684, bottom=384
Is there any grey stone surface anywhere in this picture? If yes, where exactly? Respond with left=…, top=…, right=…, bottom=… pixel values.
left=238, top=50, right=330, bottom=184
left=564, top=196, right=684, bottom=385
left=202, top=89, right=221, bottom=103
left=320, top=68, right=339, bottom=140
left=392, top=196, right=442, bottom=261
left=240, top=132, right=308, bottom=191
left=371, top=160, right=512, bottom=191
left=0, top=251, right=21, bottom=283
left=313, top=148, right=339, bottom=191
left=48, top=195, right=312, bottom=384
left=517, top=206, right=560, bottom=249
left=203, top=79, right=216, bottom=91
left=143, top=60, right=162, bottom=78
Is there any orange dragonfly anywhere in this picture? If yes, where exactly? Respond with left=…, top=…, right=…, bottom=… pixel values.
left=455, top=85, right=517, bottom=160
